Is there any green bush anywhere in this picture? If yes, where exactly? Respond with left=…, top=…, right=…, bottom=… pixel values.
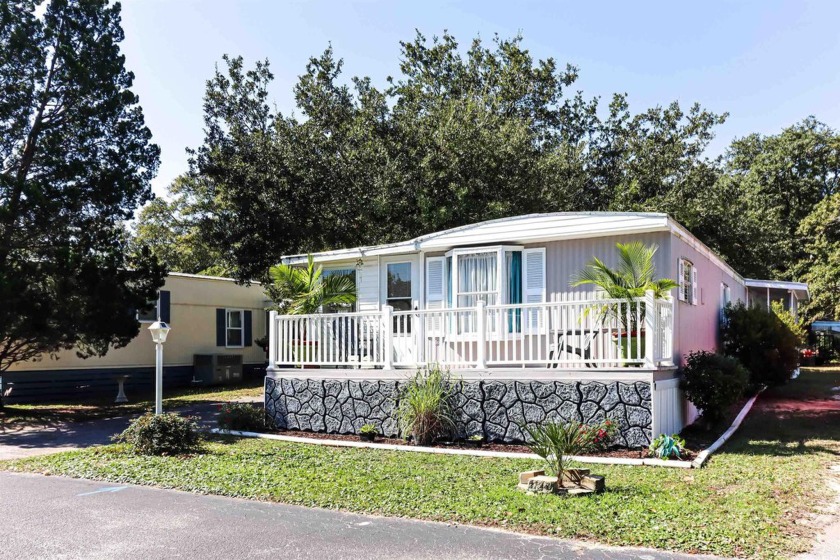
left=359, top=423, right=378, bottom=436
left=679, top=351, right=749, bottom=425
left=114, top=412, right=201, bottom=455
left=722, top=302, right=800, bottom=386
left=397, top=366, right=457, bottom=446
left=217, top=403, right=266, bottom=432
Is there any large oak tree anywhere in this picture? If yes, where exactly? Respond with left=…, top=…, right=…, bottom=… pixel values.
left=0, top=0, right=165, bottom=373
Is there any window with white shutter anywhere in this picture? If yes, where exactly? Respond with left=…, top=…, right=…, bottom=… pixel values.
left=425, top=257, right=445, bottom=332
left=523, top=248, right=546, bottom=329
left=678, top=258, right=696, bottom=305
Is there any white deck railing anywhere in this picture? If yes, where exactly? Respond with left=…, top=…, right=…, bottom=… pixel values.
left=267, top=291, right=673, bottom=370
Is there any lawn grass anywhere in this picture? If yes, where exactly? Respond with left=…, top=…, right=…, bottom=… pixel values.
left=4, top=367, right=840, bottom=559
left=0, top=377, right=264, bottom=428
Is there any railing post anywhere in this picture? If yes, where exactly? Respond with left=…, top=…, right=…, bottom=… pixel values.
left=413, top=310, right=424, bottom=366
left=663, top=295, right=675, bottom=366
left=267, top=310, right=278, bottom=374
left=644, top=290, right=656, bottom=368
left=382, top=305, right=394, bottom=370
left=476, top=300, right=487, bottom=369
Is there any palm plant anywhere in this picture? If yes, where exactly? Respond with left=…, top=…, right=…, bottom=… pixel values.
left=267, top=255, right=356, bottom=315
left=523, top=420, right=608, bottom=486
left=571, top=242, right=677, bottom=332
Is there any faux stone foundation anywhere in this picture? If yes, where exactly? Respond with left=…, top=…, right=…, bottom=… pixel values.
left=265, top=375, right=654, bottom=448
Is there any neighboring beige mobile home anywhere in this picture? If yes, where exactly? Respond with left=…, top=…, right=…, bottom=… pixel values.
left=4, top=273, right=268, bottom=403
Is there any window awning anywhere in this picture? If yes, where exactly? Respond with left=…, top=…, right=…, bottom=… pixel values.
left=744, top=279, right=809, bottom=300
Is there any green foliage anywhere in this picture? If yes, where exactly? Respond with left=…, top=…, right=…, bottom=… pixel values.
left=217, top=403, right=265, bottom=432
left=770, top=301, right=806, bottom=346
left=522, top=420, right=613, bottom=482
left=113, top=413, right=201, bottom=455
left=0, top=0, right=165, bottom=372
left=396, top=366, right=457, bottom=445
left=722, top=303, right=801, bottom=386
left=131, top=174, right=228, bottom=276
left=359, top=424, right=378, bottom=436
left=795, top=192, right=840, bottom=322
left=649, top=433, right=687, bottom=460
left=266, top=255, right=356, bottom=314
left=572, top=242, right=677, bottom=330
left=679, top=351, right=749, bottom=425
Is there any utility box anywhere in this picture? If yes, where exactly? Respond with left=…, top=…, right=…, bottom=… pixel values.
left=192, top=354, right=243, bottom=386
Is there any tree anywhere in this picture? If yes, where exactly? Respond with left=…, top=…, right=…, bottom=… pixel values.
left=181, top=32, right=725, bottom=283
left=719, top=118, right=840, bottom=279
left=0, top=0, right=165, bottom=373
left=796, top=193, right=840, bottom=321
left=132, top=174, right=227, bottom=276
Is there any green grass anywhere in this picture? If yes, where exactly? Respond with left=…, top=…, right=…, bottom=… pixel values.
left=4, top=368, right=840, bottom=559
left=0, top=378, right=263, bottom=428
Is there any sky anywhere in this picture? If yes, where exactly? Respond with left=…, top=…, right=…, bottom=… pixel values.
left=115, top=0, right=840, bottom=198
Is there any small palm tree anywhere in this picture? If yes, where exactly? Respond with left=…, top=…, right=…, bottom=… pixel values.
left=267, top=255, right=356, bottom=315
left=571, top=242, right=677, bottom=335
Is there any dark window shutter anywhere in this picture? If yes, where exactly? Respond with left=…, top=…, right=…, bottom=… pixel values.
left=244, top=310, right=253, bottom=346
left=159, top=290, right=171, bottom=323
left=216, top=309, right=226, bottom=346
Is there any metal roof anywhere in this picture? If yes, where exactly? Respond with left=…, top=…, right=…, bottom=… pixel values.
left=744, top=278, right=809, bottom=299
left=282, top=212, right=672, bottom=264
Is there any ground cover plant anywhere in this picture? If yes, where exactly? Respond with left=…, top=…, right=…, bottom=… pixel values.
left=4, top=367, right=839, bottom=559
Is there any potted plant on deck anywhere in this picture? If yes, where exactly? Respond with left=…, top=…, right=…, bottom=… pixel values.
left=571, top=242, right=677, bottom=361
left=267, top=255, right=356, bottom=367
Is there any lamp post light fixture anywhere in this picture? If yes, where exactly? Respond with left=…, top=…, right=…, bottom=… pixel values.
left=147, top=320, right=171, bottom=415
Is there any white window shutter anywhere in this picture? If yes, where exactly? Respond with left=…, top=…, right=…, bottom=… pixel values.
left=523, top=248, right=546, bottom=330
left=691, top=266, right=698, bottom=305
left=426, top=257, right=445, bottom=332
left=678, top=259, right=686, bottom=302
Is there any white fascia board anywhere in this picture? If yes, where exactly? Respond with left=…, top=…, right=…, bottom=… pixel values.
left=667, top=219, right=745, bottom=286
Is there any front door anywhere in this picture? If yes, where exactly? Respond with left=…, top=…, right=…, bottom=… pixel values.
left=380, top=258, right=419, bottom=364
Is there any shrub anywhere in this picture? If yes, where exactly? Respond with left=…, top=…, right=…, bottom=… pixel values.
left=649, top=433, right=686, bottom=460
left=722, top=302, right=800, bottom=386
left=217, top=403, right=265, bottom=432
left=114, top=413, right=201, bottom=455
left=679, top=351, right=749, bottom=425
left=359, top=424, right=378, bottom=436
left=397, top=366, right=457, bottom=446
left=522, top=420, right=613, bottom=484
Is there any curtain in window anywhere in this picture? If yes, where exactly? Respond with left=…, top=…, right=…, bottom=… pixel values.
left=457, top=252, right=498, bottom=307
left=507, top=251, right=522, bottom=332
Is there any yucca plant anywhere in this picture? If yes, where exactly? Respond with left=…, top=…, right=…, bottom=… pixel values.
left=397, top=367, right=457, bottom=446
left=267, top=254, right=356, bottom=315
left=523, top=420, right=610, bottom=485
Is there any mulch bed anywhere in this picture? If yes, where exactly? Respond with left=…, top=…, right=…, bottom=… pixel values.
left=258, top=428, right=681, bottom=459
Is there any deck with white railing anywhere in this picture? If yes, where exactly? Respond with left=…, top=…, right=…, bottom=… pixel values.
left=266, top=291, right=674, bottom=371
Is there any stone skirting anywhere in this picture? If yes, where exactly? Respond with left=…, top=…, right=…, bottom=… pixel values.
left=265, top=376, right=653, bottom=448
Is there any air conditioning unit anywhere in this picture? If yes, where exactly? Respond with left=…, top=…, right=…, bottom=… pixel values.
left=193, top=354, right=243, bottom=386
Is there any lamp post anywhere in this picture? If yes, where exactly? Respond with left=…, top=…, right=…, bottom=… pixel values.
left=147, top=320, right=171, bottom=415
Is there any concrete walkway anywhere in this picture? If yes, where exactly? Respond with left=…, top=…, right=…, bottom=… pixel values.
left=0, top=472, right=711, bottom=560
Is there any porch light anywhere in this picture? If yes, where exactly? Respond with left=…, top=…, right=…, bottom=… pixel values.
left=147, top=320, right=171, bottom=344
left=148, top=320, right=171, bottom=414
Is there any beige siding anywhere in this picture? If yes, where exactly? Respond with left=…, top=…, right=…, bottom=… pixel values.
left=540, top=231, right=672, bottom=301
left=669, top=234, right=746, bottom=364
left=9, top=274, right=268, bottom=371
